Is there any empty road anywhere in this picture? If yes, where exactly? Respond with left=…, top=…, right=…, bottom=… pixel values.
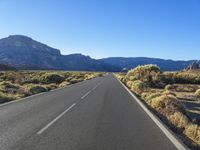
left=0, top=74, right=179, bottom=150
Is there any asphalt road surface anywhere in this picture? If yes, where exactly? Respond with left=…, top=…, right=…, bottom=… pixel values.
left=0, top=74, right=178, bottom=150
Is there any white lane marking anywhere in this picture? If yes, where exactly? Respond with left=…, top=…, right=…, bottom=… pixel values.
left=80, top=82, right=102, bottom=100
left=81, top=91, right=91, bottom=99
left=92, top=83, right=100, bottom=91
left=115, top=76, right=187, bottom=150
left=37, top=103, right=76, bottom=135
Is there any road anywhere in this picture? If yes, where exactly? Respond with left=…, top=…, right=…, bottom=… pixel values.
left=0, top=74, right=178, bottom=150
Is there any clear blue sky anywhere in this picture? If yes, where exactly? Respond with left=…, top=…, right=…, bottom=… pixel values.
left=0, top=0, right=200, bottom=60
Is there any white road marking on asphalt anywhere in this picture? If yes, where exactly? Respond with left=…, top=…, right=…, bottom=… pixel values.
left=115, top=76, right=187, bottom=150
left=92, top=82, right=102, bottom=91
left=37, top=103, right=76, bottom=135
left=92, top=85, right=98, bottom=90
left=81, top=82, right=102, bottom=100
left=81, top=91, right=91, bottom=99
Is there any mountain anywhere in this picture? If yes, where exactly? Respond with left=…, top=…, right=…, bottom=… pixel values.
left=0, top=63, right=16, bottom=71
left=99, top=57, right=195, bottom=71
left=0, top=35, right=197, bottom=71
left=0, top=35, right=118, bottom=71
left=0, top=35, right=63, bottom=69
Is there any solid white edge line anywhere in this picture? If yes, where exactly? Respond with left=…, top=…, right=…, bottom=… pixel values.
left=115, top=76, right=188, bottom=150
left=37, top=103, right=76, bottom=135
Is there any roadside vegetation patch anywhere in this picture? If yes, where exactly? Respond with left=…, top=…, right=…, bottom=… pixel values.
left=116, top=65, right=200, bottom=149
left=0, top=71, right=103, bottom=103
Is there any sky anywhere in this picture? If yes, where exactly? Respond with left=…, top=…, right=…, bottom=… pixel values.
left=0, top=0, right=200, bottom=60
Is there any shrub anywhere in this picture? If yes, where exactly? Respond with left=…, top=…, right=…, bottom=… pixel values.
left=26, top=84, right=47, bottom=94
left=195, top=76, right=200, bottom=84
left=131, top=80, right=148, bottom=95
left=163, top=90, right=176, bottom=97
left=69, top=78, right=78, bottom=84
left=59, top=81, right=70, bottom=87
left=165, top=84, right=199, bottom=92
left=40, top=73, right=65, bottom=84
left=17, top=87, right=32, bottom=97
left=126, top=81, right=135, bottom=88
left=116, top=74, right=126, bottom=81
left=149, top=94, right=178, bottom=110
left=150, top=95, right=166, bottom=109
left=168, top=112, right=189, bottom=130
left=127, top=65, right=161, bottom=86
left=45, top=84, right=58, bottom=91
left=20, top=77, right=40, bottom=85
left=145, top=92, right=163, bottom=102
left=195, top=89, right=200, bottom=97
left=0, top=81, right=20, bottom=93
left=129, top=76, right=137, bottom=81
left=156, top=73, right=174, bottom=84
left=185, top=124, right=200, bottom=144
left=166, top=72, right=200, bottom=84
left=0, top=92, right=15, bottom=102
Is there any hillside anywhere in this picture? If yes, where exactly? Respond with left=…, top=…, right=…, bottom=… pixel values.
left=0, top=35, right=198, bottom=71
left=0, top=35, right=118, bottom=71
left=0, top=64, right=16, bottom=71
left=100, top=57, right=195, bottom=71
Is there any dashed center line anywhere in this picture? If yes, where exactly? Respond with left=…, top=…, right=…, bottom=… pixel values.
left=81, top=91, right=91, bottom=99
left=36, top=82, right=102, bottom=135
left=37, top=103, right=76, bottom=135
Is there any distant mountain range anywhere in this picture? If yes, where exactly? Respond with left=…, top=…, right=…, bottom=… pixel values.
left=100, top=57, right=195, bottom=71
left=0, top=63, right=16, bottom=71
left=0, top=35, right=118, bottom=71
left=0, top=35, right=196, bottom=71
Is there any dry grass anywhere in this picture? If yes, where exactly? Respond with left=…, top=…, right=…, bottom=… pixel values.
left=165, top=84, right=199, bottom=92
left=0, top=71, right=103, bottom=103
left=168, top=112, right=189, bottom=130
left=185, top=124, right=200, bottom=145
left=115, top=65, right=200, bottom=148
left=195, top=89, right=200, bottom=98
left=130, top=80, right=148, bottom=95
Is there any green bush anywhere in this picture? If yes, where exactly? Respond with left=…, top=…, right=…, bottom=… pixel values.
left=39, top=73, right=65, bottom=84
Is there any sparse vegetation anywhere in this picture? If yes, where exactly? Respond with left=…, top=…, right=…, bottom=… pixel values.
left=116, top=64, right=200, bottom=149
left=39, top=73, right=65, bottom=84
left=0, top=71, right=103, bottom=103
left=195, top=89, right=200, bottom=98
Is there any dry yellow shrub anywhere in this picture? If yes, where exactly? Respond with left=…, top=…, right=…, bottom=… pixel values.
left=185, top=124, right=200, bottom=144
left=168, top=112, right=189, bottom=129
